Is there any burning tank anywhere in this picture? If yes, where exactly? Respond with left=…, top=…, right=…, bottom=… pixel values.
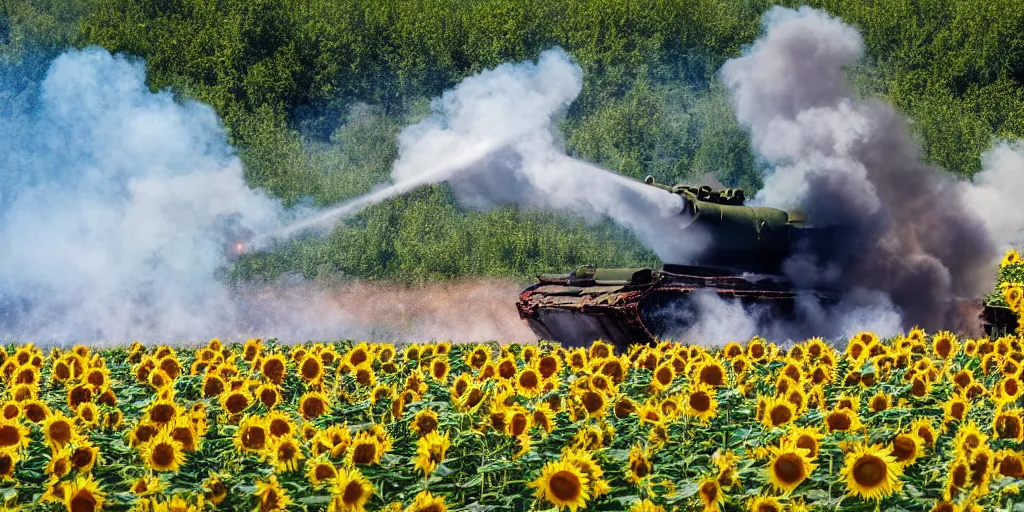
left=516, top=176, right=1014, bottom=349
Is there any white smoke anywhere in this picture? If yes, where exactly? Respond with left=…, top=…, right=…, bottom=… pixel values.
left=0, top=48, right=283, bottom=342
left=259, top=48, right=703, bottom=263
left=0, top=48, right=536, bottom=345
left=966, top=141, right=1024, bottom=248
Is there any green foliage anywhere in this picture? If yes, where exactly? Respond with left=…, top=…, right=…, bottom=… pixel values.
left=5, top=0, right=1024, bottom=282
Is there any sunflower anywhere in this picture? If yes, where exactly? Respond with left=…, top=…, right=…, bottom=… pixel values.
left=347, top=431, right=384, bottom=466
left=968, top=445, right=994, bottom=494
left=306, top=455, right=340, bottom=487
left=627, top=445, right=653, bottom=484
left=404, top=491, right=448, bottom=512
left=538, top=353, right=562, bottom=379
left=825, top=408, right=862, bottom=433
left=142, top=429, right=185, bottom=472
left=63, top=475, right=105, bottom=512
left=994, top=407, right=1024, bottom=443
left=65, top=438, right=99, bottom=475
left=532, top=404, right=555, bottom=435
left=328, top=467, right=373, bottom=512
left=42, top=411, right=78, bottom=450
left=946, top=455, right=970, bottom=498
left=761, top=396, right=796, bottom=429
left=413, top=430, right=450, bottom=476
left=768, top=440, right=816, bottom=493
left=168, top=416, right=200, bottom=452
left=747, top=496, right=783, bottom=512
left=516, top=366, right=542, bottom=397
left=954, top=421, right=989, bottom=455
left=650, top=363, right=676, bottom=393
left=507, top=407, right=531, bottom=437
left=697, top=476, right=723, bottom=512
left=142, top=398, right=181, bottom=427
left=299, top=391, right=331, bottom=420
left=684, top=384, right=718, bottom=422
left=695, top=359, right=727, bottom=387
left=932, top=331, right=959, bottom=359
left=76, top=402, right=100, bottom=427
left=942, top=395, right=970, bottom=424
left=270, top=436, right=305, bottom=473
left=531, top=459, right=590, bottom=511
left=868, top=392, right=891, bottom=413
left=891, top=433, right=923, bottom=466
left=840, top=443, right=903, bottom=501
left=429, top=358, right=450, bottom=383
left=44, top=446, right=71, bottom=478
left=997, top=450, right=1024, bottom=479
left=998, top=375, right=1024, bottom=403
left=234, top=416, right=270, bottom=454
left=130, top=474, right=165, bottom=496
left=254, top=474, right=292, bottom=511
left=0, top=449, right=18, bottom=480
left=260, top=354, right=288, bottom=385
left=1002, top=249, right=1022, bottom=267
left=298, top=355, right=325, bottom=383
left=352, top=364, right=376, bottom=388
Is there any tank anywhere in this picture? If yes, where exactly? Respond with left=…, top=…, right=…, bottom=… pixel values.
left=515, top=175, right=847, bottom=350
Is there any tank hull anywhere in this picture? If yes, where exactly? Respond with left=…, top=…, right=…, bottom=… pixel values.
left=981, top=304, right=1019, bottom=338
left=516, top=265, right=840, bottom=350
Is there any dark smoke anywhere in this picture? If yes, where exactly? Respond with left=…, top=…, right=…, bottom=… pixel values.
left=720, top=6, right=998, bottom=332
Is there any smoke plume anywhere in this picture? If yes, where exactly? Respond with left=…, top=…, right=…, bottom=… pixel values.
left=259, top=48, right=703, bottom=263
left=719, top=6, right=1001, bottom=332
left=0, top=48, right=534, bottom=344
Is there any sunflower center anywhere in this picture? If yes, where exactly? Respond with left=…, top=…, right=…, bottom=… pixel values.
left=549, top=470, right=582, bottom=501
left=582, top=392, right=604, bottom=414
left=689, top=392, right=711, bottom=413
left=302, top=398, right=326, bottom=418
left=342, top=481, right=364, bottom=504
left=770, top=405, right=792, bottom=426
left=352, top=443, right=377, bottom=464
left=71, top=448, right=94, bottom=469
left=852, top=455, right=886, bottom=487
left=204, top=379, right=225, bottom=397
left=225, top=394, right=249, bottom=414
left=519, top=371, right=539, bottom=389
left=152, top=443, right=175, bottom=467
left=539, top=357, right=557, bottom=378
left=301, top=359, right=321, bottom=380
left=70, top=493, right=96, bottom=512
left=796, top=435, right=818, bottom=457
left=315, top=464, right=336, bottom=481
left=700, top=366, right=724, bottom=386
left=951, top=402, right=965, bottom=420
left=279, top=443, right=297, bottom=460
left=270, top=419, right=291, bottom=437
left=892, top=436, right=916, bottom=462
left=263, top=359, right=285, bottom=382
left=774, top=454, right=805, bottom=484
left=49, top=421, right=71, bottom=444
left=243, top=427, right=267, bottom=449
left=511, top=414, right=528, bottom=437
left=700, top=481, right=718, bottom=503
left=827, top=412, right=851, bottom=431
left=1000, top=456, right=1024, bottom=478
left=871, top=397, right=887, bottom=411
left=633, top=460, right=650, bottom=478
left=432, top=362, right=447, bottom=380
left=952, top=463, right=968, bottom=488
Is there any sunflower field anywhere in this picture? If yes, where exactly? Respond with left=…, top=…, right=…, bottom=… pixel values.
left=2, top=252, right=1024, bottom=512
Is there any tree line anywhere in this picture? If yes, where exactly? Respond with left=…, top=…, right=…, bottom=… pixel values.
left=3, top=0, right=1022, bottom=282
